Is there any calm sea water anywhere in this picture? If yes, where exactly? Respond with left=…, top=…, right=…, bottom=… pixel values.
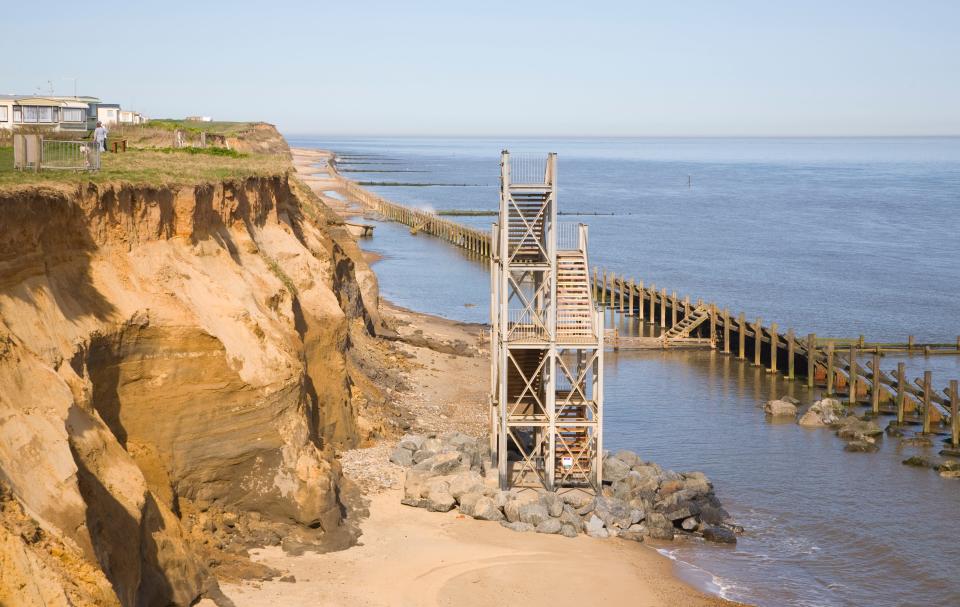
left=288, top=135, right=960, bottom=607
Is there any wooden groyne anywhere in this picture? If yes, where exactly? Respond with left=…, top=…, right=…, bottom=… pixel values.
left=329, top=164, right=959, bottom=450
left=332, top=165, right=491, bottom=257
left=592, top=267, right=960, bottom=450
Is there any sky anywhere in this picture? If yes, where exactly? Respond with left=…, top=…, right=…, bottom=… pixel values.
left=3, top=0, right=959, bottom=136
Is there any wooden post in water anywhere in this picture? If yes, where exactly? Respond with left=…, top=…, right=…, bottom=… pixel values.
left=592, top=267, right=599, bottom=300
left=620, top=276, right=627, bottom=314
left=723, top=309, right=731, bottom=354
left=671, top=292, right=678, bottom=327
left=648, top=284, right=656, bottom=323
left=684, top=296, right=691, bottom=318
left=637, top=281, right=644, bottom=321
left=826, top=342, right=835, bottom=395
left=807, top=333, right=816, bottom=387
left=922, top=371, right=932, bottom=434
left=896, top=362, right=906, bottom=424
left=601, top=270, right=608, bottom=307
left=871, top=352, right=881, bottom=415
left=628, top=279, right=635, bottom=316
left=709, top=304, right=717, bottom=348
left=660, top=288, right=667, bottom=329
left=753, top=318, right=762, bottom=367
left=848, top=345, right=858, bottom=405
left=738, top=313, right=746, bottom=361
left=908, top=335, right=915, bottom=353
left=951, top=379, right=959, bottom=448
left=768, top=323, right=779, bottom=374
left=787, top=329, right=795, bottom=380
left=610, top=272, right=617, bottom=318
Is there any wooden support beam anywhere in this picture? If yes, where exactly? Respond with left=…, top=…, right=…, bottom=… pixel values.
left=660, top=288, right=667, bottom=329
left=826, top=342, right=835, bottom=395
left=671, top=292, right=678, bottom=327
left=908, top=335, right=915, bottom=353
left=628, top=279, right=635, bottom=316
left=648, top=284, right=656, bottom=323
left=807, top=333, right=816, bottom=387
left=602, top=269, right=608, bottom=306
left=896, top=362, right=906, bottom=424
left=922, top=371, right=932, bottom=434
left=848, top=345, right=858, bottom=405
left=593, top=267, right=599, bottom=300
left=684, top=296, right=691, bottom=318
left=723, top=309, right=731, bottom=354
left=768, top=323, right=779, bottom=373
left=787, top=329, right=795, bottom=380
left=637, top=280, right=644, bottom=321
left=753, top=318, right=762, bottom=367
left=709, top=304, right=717, bottom=348
left=738, top=313, right=746, bottom=360
left=871, top=352, right=881, bottom=414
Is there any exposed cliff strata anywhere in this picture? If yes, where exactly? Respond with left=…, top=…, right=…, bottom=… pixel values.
left=0, top=166, right=382, bottom=605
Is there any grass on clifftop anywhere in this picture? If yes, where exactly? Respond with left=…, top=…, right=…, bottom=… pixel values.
left=0, top=145, right=288, bottom=189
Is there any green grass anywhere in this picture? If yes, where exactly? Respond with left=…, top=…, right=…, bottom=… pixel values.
left=154, top=146, right=248, bottom=158
left=144, top=119, right=256, bottom=136
left=0, top=145, right=288, bottom=189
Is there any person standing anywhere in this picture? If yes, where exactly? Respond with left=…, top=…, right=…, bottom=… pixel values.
left=93, top=121, right=108, bottom=152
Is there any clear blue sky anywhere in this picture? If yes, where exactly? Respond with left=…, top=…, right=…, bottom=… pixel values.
left=4, top=0, right=958, bottom=136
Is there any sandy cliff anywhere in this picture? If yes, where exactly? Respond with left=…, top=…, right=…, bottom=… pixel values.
left=0, top=142, right=383, bottom=605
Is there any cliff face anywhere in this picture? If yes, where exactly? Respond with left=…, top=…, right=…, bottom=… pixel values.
left=0, top=168, right=381, bottom=605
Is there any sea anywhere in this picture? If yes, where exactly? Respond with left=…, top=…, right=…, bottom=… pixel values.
left=287, top=135, right=960, bottom=607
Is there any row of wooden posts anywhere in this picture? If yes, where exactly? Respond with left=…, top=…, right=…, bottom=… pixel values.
left=331, top=168, right=959, bottom=450
left=334, top=175, right=491, bottom=257
left=593, top=266, right=960, bottom=450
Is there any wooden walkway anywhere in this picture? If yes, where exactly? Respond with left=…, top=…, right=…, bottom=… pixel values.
left=329, top=162, right=960, bottom=451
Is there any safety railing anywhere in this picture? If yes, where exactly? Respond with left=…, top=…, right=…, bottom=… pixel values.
left=13, top=134, right=100, bottom=172
left=506, top=308, right=550, bottom=342
left=42, top=139, right=100, bottom=171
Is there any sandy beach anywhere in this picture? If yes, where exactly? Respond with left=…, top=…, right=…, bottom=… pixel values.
left=212, top=148, right=742, bottom=607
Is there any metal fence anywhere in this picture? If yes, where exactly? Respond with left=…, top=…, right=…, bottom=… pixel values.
left=13, top=134, right=100, bottom=172
left=42, top=139, right=100, bottom=171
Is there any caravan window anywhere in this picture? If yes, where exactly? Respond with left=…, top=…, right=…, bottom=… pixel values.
left=62, top=108, right=84, bottom=122
left=0, top=106, right=7, bottom=121
left=37, top=107, right=53, bottom=122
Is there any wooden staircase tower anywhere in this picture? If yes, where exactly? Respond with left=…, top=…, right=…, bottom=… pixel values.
left=490, top=151, right=604, bottom=491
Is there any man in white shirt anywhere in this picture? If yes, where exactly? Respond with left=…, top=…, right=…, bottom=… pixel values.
left=93, top=121, right=108, bottom=152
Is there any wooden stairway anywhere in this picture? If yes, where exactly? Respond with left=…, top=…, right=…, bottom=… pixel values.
left=662, top=304, right=710, bottom=340
left=556, top=251, right=595, bottom=341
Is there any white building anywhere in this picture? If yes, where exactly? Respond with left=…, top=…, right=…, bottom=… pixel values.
left=0, top=95, right=100, bottom=132
left=96, top=103, right=121, bottom=126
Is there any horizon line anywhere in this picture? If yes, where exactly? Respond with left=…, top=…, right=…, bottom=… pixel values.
left=281, top=131, right=960, bottom=140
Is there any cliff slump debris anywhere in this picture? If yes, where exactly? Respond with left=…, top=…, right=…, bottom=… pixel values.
left=0, top=170, right=382, bottom=605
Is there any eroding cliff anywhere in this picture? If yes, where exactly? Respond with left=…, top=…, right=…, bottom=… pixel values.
left=0, top=170, right=381, bottom=605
